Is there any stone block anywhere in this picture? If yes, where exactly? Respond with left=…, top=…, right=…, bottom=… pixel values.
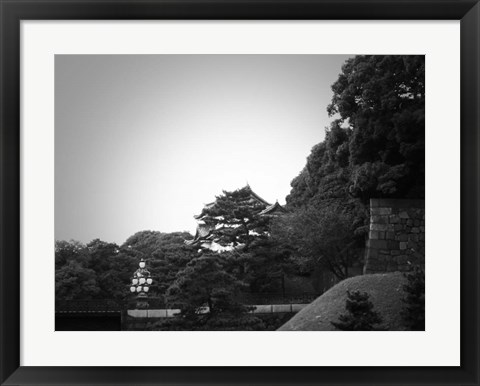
left=386, top=231, right=395, bottom=240
left=397, top=234, right=408, bottom=242
left=371, top=198, right=424, bottom=209
left=408, top=241, right=418, bottom=250
left=371, top=223, right=389, bottom=231
left=411, top=227, right=420, bottom=233
left=409, top=212, right=417, bottom=219
left=372, top=215, right=389, bottom=224
left=367, top=239, right=388, bottom=249
left=387, top=240, right=400, bottom=249
left=413, top=251, right=425, bottom=259
left=367, top=257, right=380, bottom=265
left=391, top=250, right=401, bottom=256
left=394, top=224, right=404, bottom=232
left=408, top=234, right=419, bottom=242
left=406, top=219, right=413, bottom=226
left=389, top=215, right=400, bottom=224
left=370, top=199, right=392, bottom=208
left=396, top=255, right=409, bottom=265
left=369, top=230, right=379, bottom=239
left=399, top=211, right=410, bottom=219
left=371, top=207, right=392, bottom=215
left=414, top=219, right=421, bottom=227
left=399, top=242, right=408, bottom=250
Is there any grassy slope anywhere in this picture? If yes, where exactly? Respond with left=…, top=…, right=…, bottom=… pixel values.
left=278, top=272, right=407, bottom=331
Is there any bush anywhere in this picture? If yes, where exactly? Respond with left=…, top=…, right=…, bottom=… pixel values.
left=401, top=266, right=425, bottom=330
left=331, top=290, right=383, bottom=330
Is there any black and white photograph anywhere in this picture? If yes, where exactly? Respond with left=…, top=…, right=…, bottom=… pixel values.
left=54, top=54, right=425, bottom=332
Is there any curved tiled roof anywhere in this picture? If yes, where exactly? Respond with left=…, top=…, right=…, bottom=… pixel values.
left=185, top=185, right=282, bottom=248
left=243, top=184, right=270, bottom=206
left=259, top=201, right=287, bottom=216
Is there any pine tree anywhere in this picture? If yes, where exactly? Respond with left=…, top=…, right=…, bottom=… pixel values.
left=158, top=253, right=265, bottom=330
left=331, top=290, right=383, bottom=330
left=198, top=186, right=270, bottom=251
left=165, top=253, right=248, bottom=318
left=401, top=266, right=425, bottom=330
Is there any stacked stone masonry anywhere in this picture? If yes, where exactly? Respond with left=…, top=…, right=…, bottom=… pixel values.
left=364, top=198, right=425, bottom=274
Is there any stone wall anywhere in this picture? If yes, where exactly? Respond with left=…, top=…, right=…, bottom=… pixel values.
left=364, top=199, right=425, bottom=274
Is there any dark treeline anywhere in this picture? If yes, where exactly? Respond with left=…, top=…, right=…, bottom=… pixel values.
left=56, top=55, right=425, bottom=330
left=55, top=231, right=196, bottom=302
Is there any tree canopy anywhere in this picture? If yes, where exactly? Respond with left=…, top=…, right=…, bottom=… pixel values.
left=196, top=186, right=271, bottom=252
left=281, top=55, right=425, bottom=284
left=271, top=203, right=364, bottom=280
left=55, top=231, right=196, bottom=303
left=287, top=55, right=425, bottom=208
left=329, top=55, right=425, bottom=199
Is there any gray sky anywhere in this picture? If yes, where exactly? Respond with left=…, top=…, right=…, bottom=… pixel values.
left=55, top=54, right=351, bottom=244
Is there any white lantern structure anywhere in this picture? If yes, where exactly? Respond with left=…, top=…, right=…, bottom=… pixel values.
left=129, top=258, right=153, bottom=309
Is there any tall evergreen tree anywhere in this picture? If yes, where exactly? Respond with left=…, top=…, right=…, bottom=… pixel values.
left=331, top=290, right=383, bottom=331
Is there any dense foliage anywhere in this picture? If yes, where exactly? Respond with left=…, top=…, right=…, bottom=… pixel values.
left=153, top=252, right=266, bottom=331
left=280, top=55, right=425, bottom=282
left=55, top=231, right=195, bottom=304
left=288, top=55, right=425, bottom=207
left=166, top=253, right=248, bottom=316
left=271, top=204, right=364, bottom=280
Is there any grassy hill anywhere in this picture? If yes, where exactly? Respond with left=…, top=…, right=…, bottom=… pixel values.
left=278, top=272, right=408, bottom=331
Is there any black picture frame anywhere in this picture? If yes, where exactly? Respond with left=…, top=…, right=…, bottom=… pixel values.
left=1, top=1, right=478, bottom=385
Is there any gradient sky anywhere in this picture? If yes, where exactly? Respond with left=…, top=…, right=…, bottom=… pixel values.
left=55, top=54, right=352, bottom=244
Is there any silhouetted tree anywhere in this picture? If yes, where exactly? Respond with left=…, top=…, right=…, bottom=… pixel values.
left=331, top=290, right=383, bottom=330
left=159, top=253, right=264, bottom=330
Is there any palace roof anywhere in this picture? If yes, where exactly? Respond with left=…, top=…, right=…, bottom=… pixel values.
left=259, top=201, right=288, bottom=216
left=193, top=185, right=271, bottom=220
left=185, top=185, right=285, bottom=248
